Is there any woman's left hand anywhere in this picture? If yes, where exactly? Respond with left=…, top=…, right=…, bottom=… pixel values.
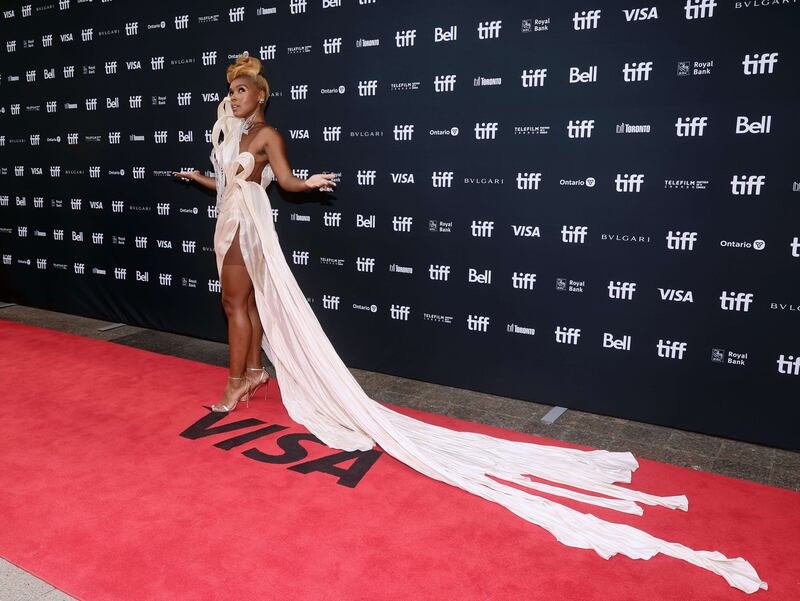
left=305, top=173, right=337, bottom=193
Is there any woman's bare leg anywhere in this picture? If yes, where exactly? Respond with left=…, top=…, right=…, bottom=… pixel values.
left=246, top=289, right=264, bottom=370
left=213, top=226, right=253, bottom=410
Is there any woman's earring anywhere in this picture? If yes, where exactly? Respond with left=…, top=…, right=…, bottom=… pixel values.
left=258, top=98, right=265, bottom=104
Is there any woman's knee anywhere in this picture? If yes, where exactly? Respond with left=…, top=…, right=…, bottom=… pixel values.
left=221, top=293, right=248, bottom=317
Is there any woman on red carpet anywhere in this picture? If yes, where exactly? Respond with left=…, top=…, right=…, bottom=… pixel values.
left=171, top=54, right=765, bottom=594
left=173, top=53, right=335, bottom=412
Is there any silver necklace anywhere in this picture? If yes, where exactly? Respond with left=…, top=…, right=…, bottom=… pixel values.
left=242, top=110, right=258, bottom=135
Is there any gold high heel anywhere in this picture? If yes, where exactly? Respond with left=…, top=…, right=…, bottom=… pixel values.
left=210, top=376, right=250, bottom=413
left=245, top=367, right=270, bottom=402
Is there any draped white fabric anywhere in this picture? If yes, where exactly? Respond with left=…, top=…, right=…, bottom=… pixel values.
left=210, top=98, right=767, bottom=594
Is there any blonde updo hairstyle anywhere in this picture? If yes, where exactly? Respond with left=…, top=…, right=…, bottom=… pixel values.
left=226, top=53, right=270, bottom=101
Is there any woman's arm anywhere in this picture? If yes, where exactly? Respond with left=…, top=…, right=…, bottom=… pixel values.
left=261, top=127, right=336, bottom=193
left=172, top=170, right=216, bottom=191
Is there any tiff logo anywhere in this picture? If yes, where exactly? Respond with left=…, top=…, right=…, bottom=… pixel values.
left=393, top=216, right=413, bottom=232
left=323, top=38, right=342, bottom=54
left=50, top=166, right=61, bottom=177
left=208, top=279, right=221, bottom=293
left=474, top=122, right=499, bottom=140
left=615, top=173, right=644, bottom=192
left=64, top=66, right=75, bottom=78
left=666, top=231, right=697, bottom=250
left=290, top=0, right=307, bottom=14
left=323, top=126, right=342, bottom=141
left=477, top=20, right=502, bottom=39
left=675, top=116, right=708, bottom=136
left=608, top=281, right=637, bottom=300
left=720, top=291, right=754, bottom=312
left=742, top=53, right=779, bottom=75
left=322, top=295, right=340, bottom=310
left=177, top=92, right=192, bottom=106
left=521, top=68, right=547, bottom=87
left=157, top=202, right=170, bottom=215
left=130, top=95, right=143, bottom=108
left=657, top=339, right=687, bottom=360
left=684, top=0, right=716, bottom=19
left=89, top=166, right=101, bottom=178
left=135, top=236, right=148, bottom=249
left=182, top=240, right=196, bottom=253
left=393, top=124, right=414, bottom=141
left=229, top=7, right=245, bottom=22
left=74, top=263, right=85, bottom=274
left=358, top=80, right=378, bottom=96
left=114, top=267, right=127, bottom=280
left=356, top=257, right=375, bottom=272
left=323, top=211, right=342, bottom=227
left=151, top=57, right=165, bottom=70
left=108, top=132, right=121, bottom=144
left=432, top=171, right=454, bottom=188
left=567, top=119, right=594, bottom=138
left=159, top=273, right=173, bottom=286
left=573, top=9, right=601, bottom=30
left=512, top=272, right=536, bottom=290
left=396, top=29, right=416, bottom=47
left=471, top=220, right=494, bottom=237
left=202, top=51, right=217, bottom=66
left=125, top=22, right=138, bottom=35
left=133, top=167, right=146, bottom=179
left=291, top=85, right=309, bottom=100
left=105, top=61, right=117, bottom=75
left=429, top=265, right=451, bottom=281
left=434, top=74, right=457, bottom=92
left=46, top=101, right=57, bottom=113
left=790, top=237, right=800, bottom=258
left=357, top=170, right=377, bottom=186
left=776, top=354, right=800, bottom=376
left=731, top=175, right=765, bottom=195
left=293, top=251, right=310, bottom=265
left=260, top=45, right=276, bottom=60
left=175, top=15, right=189, bottom=29
left=86, top=98, right=98, bottom=111
left=155, top=131, right=168, bottom=144
left=81, top=28, right=93, bottom=42
left=112, top=201, right=123, bottom=212
left=516, top=172, right=541, bottom=190
left=30, top=134, right=40, bottom=146
left=555, top=327, right=581, bottom=345
left=390, top=305, right=411, bottom=320
left=622, top=61, right=653, bottom=82
left=42, top=34, right=53, bottom=47
left=467, top=315, right=490, bottom=332
left=561, top=225, right=588, bottom=243
left=92, top=232, right=103, bottom=244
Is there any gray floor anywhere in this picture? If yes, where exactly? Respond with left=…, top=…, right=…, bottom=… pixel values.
left=1, top=303, right=797, bottom=600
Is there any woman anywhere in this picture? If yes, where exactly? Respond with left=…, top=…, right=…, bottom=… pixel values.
left=174, top=53, right=336, bottom=413
left=172, top=54, right=765, bottom=594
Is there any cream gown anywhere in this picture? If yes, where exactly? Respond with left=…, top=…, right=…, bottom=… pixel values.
left=209, top=98, right=766, bottom=594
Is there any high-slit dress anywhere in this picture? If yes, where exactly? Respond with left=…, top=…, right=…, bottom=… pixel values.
left=209, top=97, right=766, bottom=594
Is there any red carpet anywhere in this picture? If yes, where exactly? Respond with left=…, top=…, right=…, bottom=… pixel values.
left=0, top=319, right=797, bottom=600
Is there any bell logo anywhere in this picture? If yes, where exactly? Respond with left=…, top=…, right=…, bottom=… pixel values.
left=356, top=214, right=376, bottom=228
left=735, top=115, right=771, bottom=134
left=603, top=333, right=631, bottom=351
left=569, top=66, right=597, bottom=84
left=434, top=26, right=457, bottom=42
left=136, top=270, right=149, bottom=282
left=468, top=269, right=492, bottom=284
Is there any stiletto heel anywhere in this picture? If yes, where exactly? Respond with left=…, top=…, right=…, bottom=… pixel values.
left=210, top=376, right=250, bottom=413
left=245, top=367, right=270, bottom=402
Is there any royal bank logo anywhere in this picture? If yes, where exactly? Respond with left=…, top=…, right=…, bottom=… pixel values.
left=677, top=59, right=713, bottom=76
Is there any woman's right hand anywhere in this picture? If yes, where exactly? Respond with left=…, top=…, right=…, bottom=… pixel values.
left=172, top=169, right=200, bottom=182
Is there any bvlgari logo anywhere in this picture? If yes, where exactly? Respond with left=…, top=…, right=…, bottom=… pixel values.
left=180, top=412, right=382, bottom=488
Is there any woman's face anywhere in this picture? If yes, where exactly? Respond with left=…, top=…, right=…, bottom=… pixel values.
left=228, top=77, right=262, bottom=117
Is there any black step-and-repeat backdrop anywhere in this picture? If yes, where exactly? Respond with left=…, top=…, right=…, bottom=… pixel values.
left=1, top=0, right=798, bottom=449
